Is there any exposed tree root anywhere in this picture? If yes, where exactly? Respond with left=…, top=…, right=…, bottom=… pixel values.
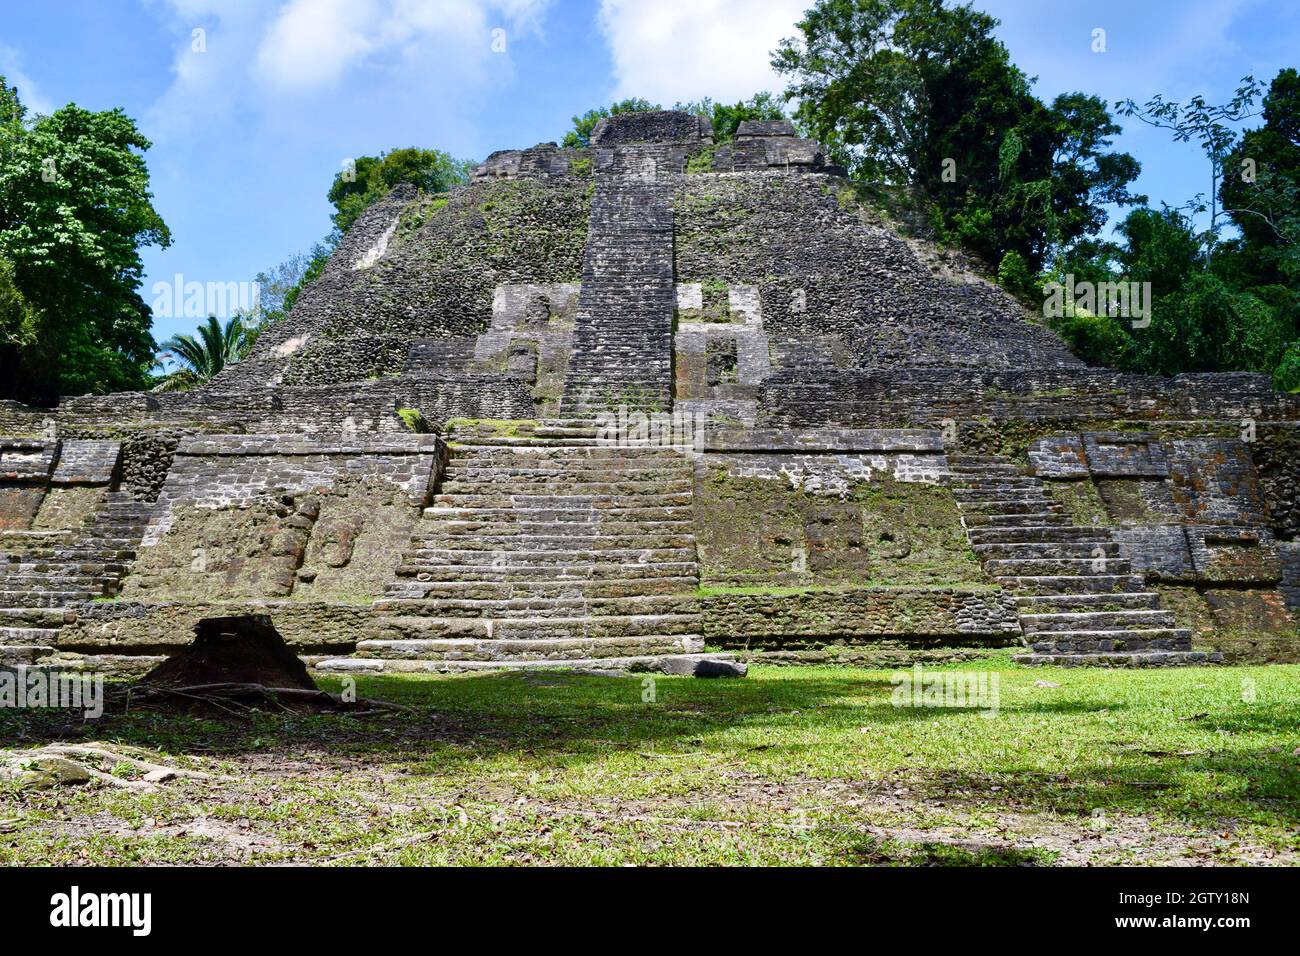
left=0, top=742, right=221, bottom=790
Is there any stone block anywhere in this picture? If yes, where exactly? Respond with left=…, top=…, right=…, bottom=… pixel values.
left=1028, top=434, right=1088, bottom=478
left=1082, top=432, right=1169, bottom=477
left=51, top=440, right=121, bottom=485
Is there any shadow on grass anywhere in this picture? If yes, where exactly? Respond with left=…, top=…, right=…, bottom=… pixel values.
left=2, top=669, right=1297, bottom=833
left=845, top=835, right=1057, bottom=866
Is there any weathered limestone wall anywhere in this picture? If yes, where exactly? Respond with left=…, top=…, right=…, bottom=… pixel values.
left=220, top=171, right=592, bottom=389
left=701, top=588, right=1020, bottom=646
left=0, top=438, right=122, bottom=530
left=56, top=601, right=373, bottom=658
left=760, top=368, right=1300, bottom=431
left=1025, top=430, right=1297, bottom=661
left=39, top=374, right=533, bottom=437
left=674, top=173, right=1079, bottom=371
left=113, top=434, right=440, bottom=624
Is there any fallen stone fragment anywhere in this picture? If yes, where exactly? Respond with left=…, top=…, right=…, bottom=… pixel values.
left=660, top=656, right=748, bottom=678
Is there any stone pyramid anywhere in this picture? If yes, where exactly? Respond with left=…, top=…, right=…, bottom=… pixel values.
left=2, top=110, right=1297, bottom=673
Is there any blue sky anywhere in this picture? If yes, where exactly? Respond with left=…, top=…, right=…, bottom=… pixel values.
left=1, top=0, right=1297, bottom=344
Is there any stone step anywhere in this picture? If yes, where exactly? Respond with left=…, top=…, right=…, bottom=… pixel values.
left=0, top=607, right=71, bottom=626
left=949, top=466, right=1025, bottom=477
left=396, top=562, right=698, bottom=582
left=314, top=649, right=731, bottom=674
left=1019, top=609, right=1178, bottom=634
left=965, top=526, right=1112, bottom=545
left=950, top=477, right=1044, bottom=489
left=444, top=461, right=691, bottom=477
left=354, top=634, right=700, bottom=661
left=0, top=644, right=56, bottom=665
left=531, top=425, right=602, bottom=438
left=952, top=492, right=1053, bottom=506
left=993, top=574, right=1146, bottom=595
left=961, top=513, right=1070, bottom=528
left=1013, top=592, right=1161, bottom=612
left=1027, top=628, right=1193, bottom=653
left=947, top=455, right=1022, bottom=467
left=0, top=625, right=61, bottom=644
left=0, top=590, right=96, bottom=607
left=441, top=473, right=692, bottom=489
left=410, top=533, right=696, bottom=552
left=449, top=445, right=686, bottom=461
left=406, top=546, right=696, bottom=566
left=984, top=557, right=1132, bottom=577
left=8, top=547, right=138, bottom=563
left=388, top=577, right=699, bottom=601
left=1012, top=650, right=1220, bottom=667
left=439, top=479, right=692, bottom=497
left=374, top=613, right=701, bottom=641
left=0, top=573, right=112, bottom=591
left=957, top=500, right=1063, bottom=515
left=973, top=542, right=1119, bottom=560
left=433, top=492, right=694, bottom=508
left=372, top=594, right=696, bottom=618
left=428, top=519, right=695, bottom=536
left=423, top=505, right=693, bottom=522
left=449, top=436, right=639, bottom=447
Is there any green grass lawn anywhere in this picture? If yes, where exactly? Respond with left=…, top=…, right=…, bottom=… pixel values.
left=2, top=658, right=1298, bottom=866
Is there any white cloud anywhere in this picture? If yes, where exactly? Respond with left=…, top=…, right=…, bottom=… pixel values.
left=598, top=0, right=807, bottom=105
left=144, top=0, right=548, bottom=138
left=254, top=0, right=546, bottom=94
left=0, top=45, right=55, bottom=116
left=255, top=0, right=383, bottom=93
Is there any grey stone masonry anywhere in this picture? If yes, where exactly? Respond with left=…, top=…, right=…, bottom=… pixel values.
left=51, top=441, right=122, bottom=485
left=145, top=434, right=442, bottom=544
left=945, top=453, right=1216, bottom=666
left=0, top=492, right=155, bottom=666
left=1281, top=542, right=1300, bottom=614
left=0, top=440, right=56, bottom=482
left=563, top=113, right=692, bottom=414
left=317, top=418, right=707, bottom=672
left=714, top=120, right=837, bottom=173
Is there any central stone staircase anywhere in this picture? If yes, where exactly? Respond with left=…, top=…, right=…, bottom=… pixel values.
left=318, top=420, right=711, bottom=672
left=948, top=454, right=1218, bottom=666
left=0, top=491, right=155, bottom=665
left=561, top=144, right=679, bottom=415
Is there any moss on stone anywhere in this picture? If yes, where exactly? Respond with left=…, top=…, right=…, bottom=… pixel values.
left=396, top=407, right=431, bottom=433
left=1044, top=478, right=1112, bottom=527
left=694, top=467, right=982, bottom=588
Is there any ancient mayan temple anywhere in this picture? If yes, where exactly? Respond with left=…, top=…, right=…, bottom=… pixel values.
left=2, top=110, right=1298, bottom=674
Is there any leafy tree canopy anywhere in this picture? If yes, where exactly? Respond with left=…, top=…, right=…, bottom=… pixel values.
left=773, top=0, right=1142, bottom=272
left=673, top=93, right=787, bottom=142
left=326, top=147, right=471, bottom=237
left=0, top=76, right=170, bottom=402
left=561, top=98, right=660, bottom=148
left=152, top=314, right=255, bottom=391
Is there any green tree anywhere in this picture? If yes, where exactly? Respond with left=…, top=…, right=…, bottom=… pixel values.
left=1276, top=341, right=1300, bottom=391
left=0, top=252, right=38, bottom=349
left=153, top=314, right=255, bottom=391
left=0, top=78, right=170, bottom=402
left=1117, top=76, right=1265, bottom=265
left=561, top=98, right=660, bottom=148
left=674, top=93, right=787, bottom=142
left=327, top=147, right=471, bottom=236
left=1220, top=68, right=1300, bottom=286
left=773, top=0, right=1140, bottom=272
left=1129, top=274, right=1276, bottom=376
left=1114, top=207, right=1203, bottom=298
left=250, top=240, right=333, bottom=328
